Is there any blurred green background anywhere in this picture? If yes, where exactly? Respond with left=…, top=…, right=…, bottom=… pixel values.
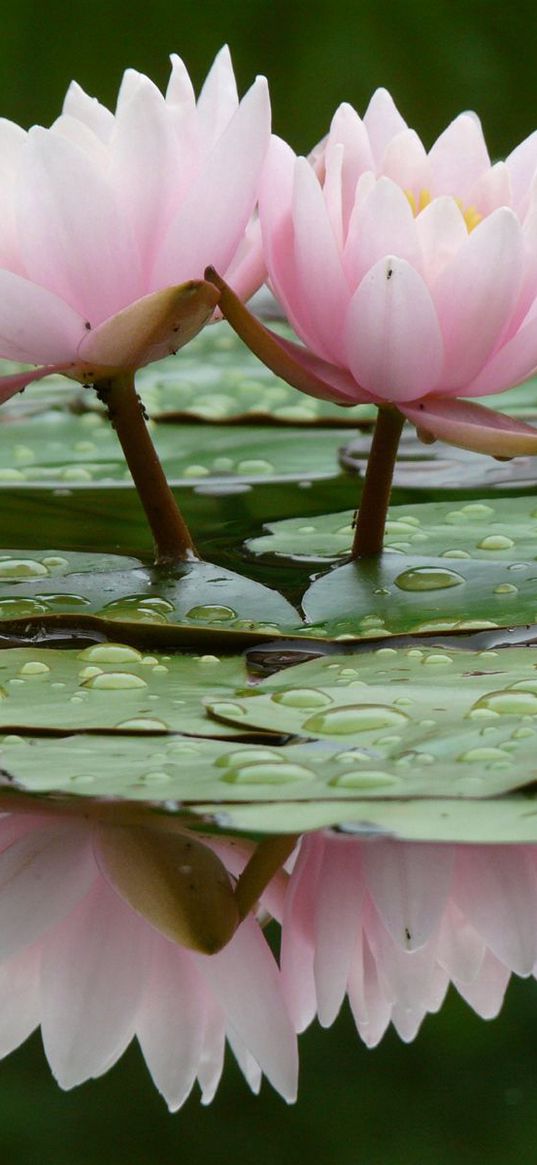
left=3, top=1, right=537, bottom=1160
left=2, top=0, right=537, bottom=154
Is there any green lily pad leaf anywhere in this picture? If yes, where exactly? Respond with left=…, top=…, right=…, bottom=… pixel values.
left=0, top=646, right=258, bottom=737
left=303, top=555, right=537, bottom=640
left=340, top=429, right=537, bottom=490
left=196, top=796, right=537, bottom=844
left=134, top=324, right=375, bottom=425
left=205, top=643, right=537, bottom=754
left=247, top=496, right=537, bottom=565
left=0, top=411, right=349, bottom=487
left=6, top=643, right=537, bottom=842
left=0, top=726, right=528, bottom=805
left=478, top=378, right=537, bottom=419
left=0, top=551, right=301, bottom=644
left=1, top=324, right=376, bottom=427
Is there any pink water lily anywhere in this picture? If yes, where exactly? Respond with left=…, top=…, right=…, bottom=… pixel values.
left=0, top=811, right=297, bottom=1110
left=282, top=833, right=537, bottom=1045
left=211, top=90, right=537, bottom=460
left=0, top=46, right=270, bottom=404
left=281, top=91, right=537, bottom=449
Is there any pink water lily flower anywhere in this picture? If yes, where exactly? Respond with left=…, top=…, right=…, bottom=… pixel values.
left=0, top=46, right=270, bottom=404
left=0, top=811, right=297, bottom=1110
left=215, top=90, right=537, bottom=458
left=282, top=833, right=537, bottom=1044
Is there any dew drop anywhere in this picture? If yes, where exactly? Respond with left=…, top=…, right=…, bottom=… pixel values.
left=330, top=770, right=399, bottom=788
left=0, top=557, right=48, bottom=579
left=0, top=598, right=47, bottom=618
left=509, top=679, right=537, bottom=694
left=441, top=549, right=471, bottom=559
left=210, top=701, right=247, bottom=718
left=116, top=717, right=169, bottom=731
left=187, top=604, right=237, bottom=622
left=216, top=747, right=284, bottom=768
left=395, top=566, right=465, bottom=591
left=236, top=459, right=274, bottom=475
left=493, top=583, right=518, bottom=595
left=183, top=464, right=210, bottom=478
left=271, top=688, right=333, bottom=709
left=78, top=644, right=143, bottom=663
left=422, top=653, right=453, bottom=666
left=18, top=661, right=50, bottom=676
left=41, top=556, right=69, bottom=570
left=62, top=466, right=93, bottom=482
left=303, top=705, right=410, bottom=735
left=458, top=746, right=509, bottom=763
left=461, top=504, right=494, bottom=517
left=471, top=690, right=537, bottom=717
left=477, top=535, right=515, bottom=551
left=222, top=762, right=314, bottom=784
left=82, top=672, right=148, bottom=690
left=385, top=521, right=420, bottom=537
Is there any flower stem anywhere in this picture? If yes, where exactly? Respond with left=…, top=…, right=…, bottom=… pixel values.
left=235, top=834, right=298, bottom=921
left=94, top=372, right=198, bottom=566
left=351, top=405, right=404, bottom=559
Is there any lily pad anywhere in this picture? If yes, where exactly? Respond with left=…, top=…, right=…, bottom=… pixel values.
left=6, top=640, right=537, bottom=841
left=205, top=643, right=537, bottom=755
left=0, top=551, right=301, bottom=644
left=339, top=428, right=537, bottom=490
left=196, top=796, right=537, bottom=844
left=0, top=324, right=376, bottom=427
left=247, top=496, right=537, bottom=565
left=0, top=723, right=531, bottom=807
left=302, top=556, right=537, bottom=640
left=0, top=411, right=350, bottom=487
left=0, top=645, right=258, bottom=737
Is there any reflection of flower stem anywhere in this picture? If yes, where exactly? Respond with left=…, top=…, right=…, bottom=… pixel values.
left=235, top=834, right=298, bottom=920
left=95, top=372, right=198, bottom=566
left=351, top=406, right=404, bottom=559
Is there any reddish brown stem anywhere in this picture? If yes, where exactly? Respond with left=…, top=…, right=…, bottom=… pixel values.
left=351, top=406, right=404, bottom=559
left=95, top=372, right=198, bottom=566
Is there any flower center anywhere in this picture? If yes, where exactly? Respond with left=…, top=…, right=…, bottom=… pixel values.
left=405, top=187, right=482, bottom=232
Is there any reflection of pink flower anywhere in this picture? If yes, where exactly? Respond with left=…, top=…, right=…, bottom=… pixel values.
left=282, top=833, right=537, bottom=1043
left=251, top=92, right=537, bottom=455
left=0, top=47, right=269, bottom=404
left=0, top=813, right=297, bottom=1109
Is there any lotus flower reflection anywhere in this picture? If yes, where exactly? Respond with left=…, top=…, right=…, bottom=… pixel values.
left=282, top=834, right=537, bottom=1045
left=1, top=809, right=536, bottom=1108
left=0, top=46, right=269, bottom=402
left=0, top=811, right=297, bottom=1109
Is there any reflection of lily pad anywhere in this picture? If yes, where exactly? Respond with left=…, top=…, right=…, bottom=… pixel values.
left=0, top=646, right=256, bottom=737
left=0, top=411, right=349, bottom=487
left=0, top=551, right=301, bottom=644
left=339, top=428, right=537, bottom=490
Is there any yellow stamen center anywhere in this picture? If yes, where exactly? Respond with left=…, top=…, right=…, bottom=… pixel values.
left=405, top=187, right=482, bottom=232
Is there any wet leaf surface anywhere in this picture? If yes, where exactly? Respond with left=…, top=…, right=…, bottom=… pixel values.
left=0, top=551, right=301, bottom=643
left=0, top=411, right=349, bottom=486
left=247, top=496, right=537, bottom=564
left=0, top=645, right=255, bottom=736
